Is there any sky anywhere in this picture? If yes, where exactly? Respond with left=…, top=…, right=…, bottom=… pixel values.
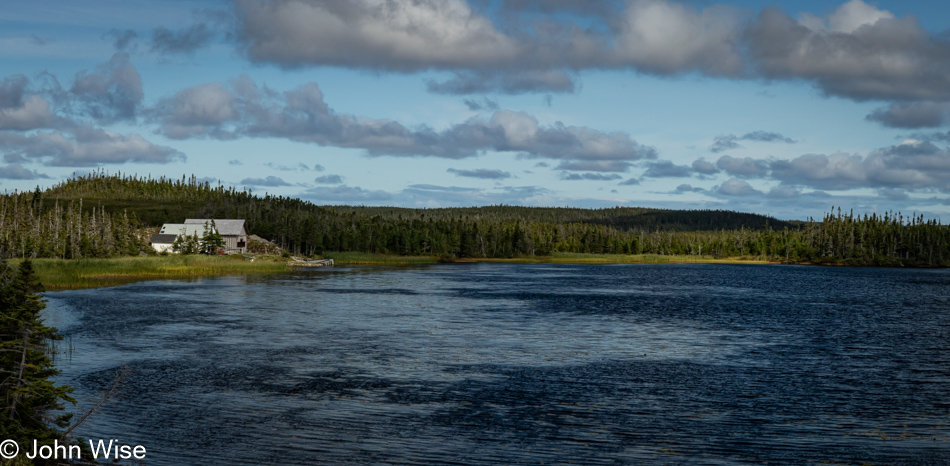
left=2, top=0, right=950, bottom=221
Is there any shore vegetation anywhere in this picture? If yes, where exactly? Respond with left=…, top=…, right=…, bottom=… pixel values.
left=0, top=172, right=946, bottom=268
left=15, top=255, right=288, bottom=290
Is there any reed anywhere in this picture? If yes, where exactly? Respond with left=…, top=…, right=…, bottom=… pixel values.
left=14, top=255, right=289, bottom=290
left=324, top=251, right=769, bottom=266
left=468, top=253, right=768, bottom=264
left=321, top=251, right=438, bottom=265
left=546, top=253, right=768, bottom=264
left=17, top=253, right=770, bottom=290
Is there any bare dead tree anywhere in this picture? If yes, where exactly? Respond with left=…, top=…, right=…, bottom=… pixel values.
left=63, top=366, right=130, bottom=437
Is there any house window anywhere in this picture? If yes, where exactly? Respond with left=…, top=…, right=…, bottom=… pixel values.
left=237, top=239, right=246, bottom=248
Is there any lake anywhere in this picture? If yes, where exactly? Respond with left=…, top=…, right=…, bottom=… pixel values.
left=45, top=263, right=950, bottom=464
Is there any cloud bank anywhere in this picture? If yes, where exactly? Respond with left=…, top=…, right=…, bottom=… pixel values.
left=0, top=56, right=184, bottom=168
left=231, top=0, right=748, bottom=94
left=227, top=0, right=950, bottom=115
left=150, top=76, right=656, bottom=170
left=710, top=131, right=797, bottom=153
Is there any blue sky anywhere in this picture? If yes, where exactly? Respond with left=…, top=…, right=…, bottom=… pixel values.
left=2, top=0, right=950, bottom=220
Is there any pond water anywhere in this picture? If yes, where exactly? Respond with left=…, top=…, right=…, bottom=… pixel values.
left=45, top=263, right=950, bottom=464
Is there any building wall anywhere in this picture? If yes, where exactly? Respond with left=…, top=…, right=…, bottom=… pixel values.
left=151, top=240, right=241, bottom=254
left=152, top=242, right=175, bottom=253
left=152, top=237, right=246, bottom=254
left=223, top=235, right=247, bottom=254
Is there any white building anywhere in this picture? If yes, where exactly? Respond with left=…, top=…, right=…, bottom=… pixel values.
left=149, top=219, right=249, bottom=254
left=185, top=219, right=249, bottom=254
left=149, top=223, right=215, bottom=253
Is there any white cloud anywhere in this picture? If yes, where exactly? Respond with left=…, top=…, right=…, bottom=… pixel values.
left=230, top=0, right=950, bottom=106
left=770, top=141, right=950, bottom=192
left=236, top=0, right=517, bottom=71
left=150, top=77, right=656, bottom=167
left=0, top=126, right=185, bottom=167
left=611, top=0, right=747, bottom=76
left=0, top=95, right=58, bottom=130
left=799, top=0, right=895, bottom=34
left=747, top=3, right=950, bottom=101
left=715, top=178, right=762, bottom=196
left=0, top=163, right=50, bottom=180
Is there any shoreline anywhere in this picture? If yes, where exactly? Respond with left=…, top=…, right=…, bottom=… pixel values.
left=16, top=253, right=945, bottom=291
left=15, top=255, right=288, bottom=291
left=320, top=251, right=773, bottom=266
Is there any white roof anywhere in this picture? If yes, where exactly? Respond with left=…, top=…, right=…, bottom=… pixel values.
left=184, top=219, right=246, bottom=236
left=159, top=223, right=211, bottom=237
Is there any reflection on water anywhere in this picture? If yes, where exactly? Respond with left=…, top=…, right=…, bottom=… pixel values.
left=46, top=264, right=950, bottom=464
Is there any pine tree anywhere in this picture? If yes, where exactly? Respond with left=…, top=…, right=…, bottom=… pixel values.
left=171, top=234, right=186, bottom=254
left=200, top=220, right=225, bottom=255
left=0, top=259, right=75, bottom=452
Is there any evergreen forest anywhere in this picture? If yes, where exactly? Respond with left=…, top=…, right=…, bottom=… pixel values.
left=0, top=172, right=947, bottom=267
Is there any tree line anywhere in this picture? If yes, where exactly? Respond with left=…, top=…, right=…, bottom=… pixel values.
left=0, top=172, right=946, bottom=266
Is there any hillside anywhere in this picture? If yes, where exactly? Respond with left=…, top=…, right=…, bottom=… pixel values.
left=0, top=172, right=946, bottom=266
left=333, top=206, right=795, bottom=232
left=42, top=173, right=791, bottom=232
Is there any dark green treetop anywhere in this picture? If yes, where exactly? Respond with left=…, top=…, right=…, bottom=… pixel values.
left=0, top=259, right=75, bottom=451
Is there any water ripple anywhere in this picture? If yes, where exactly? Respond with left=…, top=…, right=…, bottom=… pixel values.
left=46, top=264, right=950, bottom=465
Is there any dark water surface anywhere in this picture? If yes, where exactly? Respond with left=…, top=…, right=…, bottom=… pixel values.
left=45, top=264, right=950, bottom=465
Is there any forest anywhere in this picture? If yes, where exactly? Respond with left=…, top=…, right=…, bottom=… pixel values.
left=0, top=172, right=947, bottom=267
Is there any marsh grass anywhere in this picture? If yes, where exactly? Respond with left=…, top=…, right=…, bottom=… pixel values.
left=16, top=255, right=288, bottom=290
left=547, top=253, right=768, bottom=264
left=467, top=253, right=767, bottom=264
left=18, top=252, right=770, bottom=290
left=323, top=251, right=767, bottom=266
left=322, top=251, right=438, bottom=265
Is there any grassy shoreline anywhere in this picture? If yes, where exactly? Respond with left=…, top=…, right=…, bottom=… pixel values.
left=15, top=255, right=289, bottom=290
left=15, top=252, right=878, bottom=291
left=471, top=252, right=770, bottom=265
left=322, top=251, right=770, bottom=265
left=321, top=251, right=439, bottom=265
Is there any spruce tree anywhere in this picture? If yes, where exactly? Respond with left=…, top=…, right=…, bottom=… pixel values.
left=0, top=259, right=75, bottom=453
left=200, top=220, right=225, bottom=255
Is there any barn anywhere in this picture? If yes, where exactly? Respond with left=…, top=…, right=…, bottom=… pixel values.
left=185, top=219, right=249, bottom=254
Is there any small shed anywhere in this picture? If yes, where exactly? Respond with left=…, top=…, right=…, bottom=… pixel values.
left=184, top=219, right=249, bottom=253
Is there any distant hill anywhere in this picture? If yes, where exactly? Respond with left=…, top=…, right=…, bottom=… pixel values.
left=43, top=172, right=793, bottom=233
left=0, top=172, right=944, bottom=266
left=330, top=206, right=795, bottom=232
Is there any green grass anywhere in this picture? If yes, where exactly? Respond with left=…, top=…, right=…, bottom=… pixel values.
left=324, top=251, right=770, bottom=266
left=466, top=253, right=769, bottom=264
left=321, top=251, right=438, bottom=265
left=15, top=252, right=772, bottom=290
left=546, top=252, right=769, bottom=264
left=14, top=255, right=289, bottom=290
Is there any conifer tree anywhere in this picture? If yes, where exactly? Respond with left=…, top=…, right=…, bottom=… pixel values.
left=0, top=259, right=75, bottom=452
left=200, top=220, right=225, bottom=255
